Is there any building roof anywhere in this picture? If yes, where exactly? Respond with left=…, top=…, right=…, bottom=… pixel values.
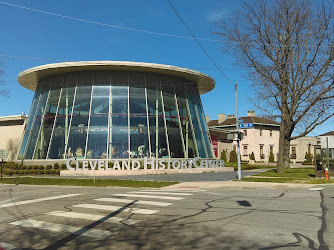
left=0, top=114, right=27, bottom=126
left=318, top=131, right=334, bottom=136
left=208, top=116, right=280, bottom=127
left=17, top=61, right=215, bottom=94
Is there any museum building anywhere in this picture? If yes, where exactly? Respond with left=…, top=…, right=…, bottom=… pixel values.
left=16, top=61, right=215, bottom=161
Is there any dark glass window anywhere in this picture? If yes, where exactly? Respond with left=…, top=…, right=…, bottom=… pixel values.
left=161, top=75, right=184, bottom=158
left=33, top=77, right=62, bottom=159
left=129, top=72, right=149, bottom=158
left=66, top=72, right=93, bottom=159
left=47, top=73, right=76, bottom=159
left=146, top=73, right=168, bottom=158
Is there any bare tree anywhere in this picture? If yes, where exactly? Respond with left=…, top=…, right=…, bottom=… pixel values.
left=6, top=138, right=19, bottom=162
left=0, top=62, right=9, bottom=96
left=215, top=0, right=334, bottom=172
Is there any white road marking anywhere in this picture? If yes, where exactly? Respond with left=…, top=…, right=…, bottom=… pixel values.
left=73, top=203, right=159, bottom=215
left=0, top=198, right=18, bottom=205
left=130, top=191, right=192, bottom=196
left=309, top=187, right=324, bottom=191
left=0, top=194, right=82, bottom=208
left=95, top=198, right=173, bottom=207
left=47, top=211, right=140, bottom=225
left=10, top=219, right=114, bottom=239
left=0, top=241, right=21, bottom=250
left=147, top=189, right=205, bottom=192
left=112, top=194, right=184, bottom=200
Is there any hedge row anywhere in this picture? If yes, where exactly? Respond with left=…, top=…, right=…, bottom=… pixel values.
left=0, top=162, right=65, bottom=176
left=2, top=169, right=61, bottom=176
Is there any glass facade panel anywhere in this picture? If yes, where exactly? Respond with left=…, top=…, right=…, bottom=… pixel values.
left=174, top=80, right=197, bottom=158
left=24, top=81, right=51, bottom=159
left=161, top=75, right=184, bottom=158
left=33, top=78, right=62, bottom=159
left=129, top=72, right=149, bottom=158
left=109, top=72, right=129, bottom=159
left=185, top=84, right=207, bottom=158
left=17, top=84, right=43, bottom=160
left=47, top=74, right=76, bottom=159
left=146, top=74, right=168, bottom=158
left=19, top=70, right=213, bottom=160
left=66, top=72, right=93, bottom=159
left=86, top=85, right=110, bottom=159
left=194, top=88, right=214, bottom=158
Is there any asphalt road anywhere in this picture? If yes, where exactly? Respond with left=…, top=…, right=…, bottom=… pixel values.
left=59, top=170, right=262, bottom=182
left=0, top=183, right=332, bottom=249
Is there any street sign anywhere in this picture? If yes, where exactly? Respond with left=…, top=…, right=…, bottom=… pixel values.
left=239, top=123, right=254, bottom=128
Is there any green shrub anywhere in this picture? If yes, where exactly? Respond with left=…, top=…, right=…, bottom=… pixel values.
left=229, top=150, right=237, bottom=162
left=46, top=165, right=52, bottom=170
left=19, top=170, right=26, bottom=175
left=27, top=165, right=32, bottom=170
left=38, top=165, right=44, bottom=170
left=22, top=165, right=27, bottom=170
left=269, top=151, right=275, bottom=162
left=54, top=163, right=60, bottom=169
left=13, top=164, right=20, bottom=170
left=304, top=152, right=313, bottom=164
left=61, top=163, right=67, bottom=170
left=32, top=165, right=39, bottom=170
left=220, top=150, right=227, bottom=162
left=250, top=152, right=255, bottom=161
left=34, top=170, right=40, bottom=175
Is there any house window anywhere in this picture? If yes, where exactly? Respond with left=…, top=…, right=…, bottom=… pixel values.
left=260, top=129, right=263, bottom=136
left=243, top=145, right=248, bottom=156
left=260, top=145, right=264, bottom=159
left=291, top=146, right=296, bottom=159
left=270, top=130, right=273, bottom=137
left=243, top=130, right=247, bottom=136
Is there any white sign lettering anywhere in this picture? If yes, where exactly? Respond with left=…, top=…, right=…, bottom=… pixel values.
left=66, top=157, right=224, bottom=171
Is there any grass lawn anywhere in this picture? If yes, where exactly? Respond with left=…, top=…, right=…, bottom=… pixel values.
left=243, top=167, right=334, bottom=184
left=225, top=162, right=274, bottom=171
left=0, top=177, right=179, bottom=188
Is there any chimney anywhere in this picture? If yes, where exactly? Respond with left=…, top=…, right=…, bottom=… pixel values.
left=218, top=113, right=226, bottom=123
left=227, top=114, right=235, bottom=119
left=205, top=116, right=210, bottom=123
left=247, top=110, right=255, bottom=117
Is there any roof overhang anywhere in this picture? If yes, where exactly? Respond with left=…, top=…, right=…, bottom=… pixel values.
left=18, top=61, right=215, bottom=94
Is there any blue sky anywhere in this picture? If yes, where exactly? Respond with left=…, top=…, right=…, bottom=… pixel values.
left=0, top=0, right=331, bottom=136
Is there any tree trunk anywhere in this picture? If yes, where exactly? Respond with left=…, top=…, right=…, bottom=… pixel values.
left=277, top=124, right=291, bottom=173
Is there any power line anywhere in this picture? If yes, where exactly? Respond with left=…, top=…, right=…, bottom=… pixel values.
left=0, top=1, right=222, bottom=43
left=167, top=0, right=234, bottom=85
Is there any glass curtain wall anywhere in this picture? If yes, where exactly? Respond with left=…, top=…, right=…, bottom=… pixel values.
left=19, top=71, right=213, bottom=160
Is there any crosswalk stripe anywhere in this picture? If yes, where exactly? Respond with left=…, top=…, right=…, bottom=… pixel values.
left=10, top=219, right=115, bottom=239
left=47, top=211, right=141, bottom=225
left=73, top=204, right=159, bottom=215
left=95, top=198, right=173, bottom=207
left=112, top=194, right=184, bottom=200
left=0, top=194, right=82, bottom=208
left=145, top=189, right=205, bottom=192
left=129, top=191, right=193, bottom=196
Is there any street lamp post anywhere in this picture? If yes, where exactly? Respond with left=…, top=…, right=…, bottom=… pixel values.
left=235, top=82, right=242, bottom=180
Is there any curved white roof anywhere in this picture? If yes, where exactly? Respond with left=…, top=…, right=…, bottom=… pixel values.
left=18, top=61, right=215, bottom=94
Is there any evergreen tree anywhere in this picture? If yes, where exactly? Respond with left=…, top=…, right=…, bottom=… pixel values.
left=269, top=151, right=275, bottom=162
left=220, top=150, right=227, bottom=162
left=250, top=151, right=255, bottom=161
left=229, top=150, right=237, bottom=162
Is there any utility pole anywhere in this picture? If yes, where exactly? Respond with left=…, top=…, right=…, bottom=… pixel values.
left=235, top=82, right=241, bottom=180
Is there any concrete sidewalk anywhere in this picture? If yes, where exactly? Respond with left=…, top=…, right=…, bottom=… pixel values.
left=163, top=180, right=323, bottom=189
